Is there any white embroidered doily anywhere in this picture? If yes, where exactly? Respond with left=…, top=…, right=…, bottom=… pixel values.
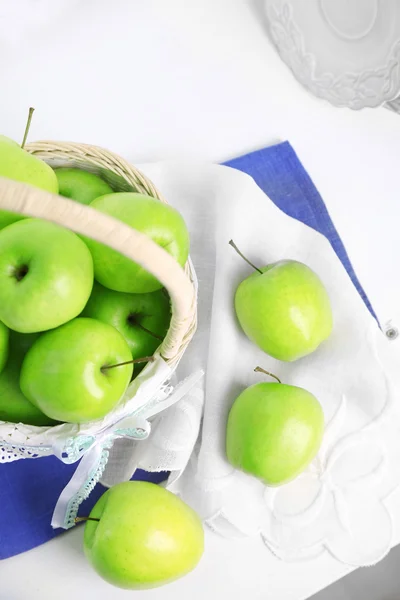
left=104, top=161, right=400, bottom=568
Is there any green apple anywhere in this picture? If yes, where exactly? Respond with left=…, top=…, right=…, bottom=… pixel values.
left=226, top=377, right=324, bottom=485
left=0, top=332, right=56, bottom=426
left=54, top=168, right=113, bottom=205
left=85, top=193, right=190, bottom=293
left=0, top=219, right=93, bottom=333
left=0, top=135, right=58, bottom=193
left=231, top=243, right=333, bottom=361
left=82, top=282, right=171, bottom=363
left=83, top=481, right=204, bottom=589
left=0, top=321, right=9, bottom=375
left=20, top=317, right=133, bottom=423
left=0, top=112, right=58, bottom=229
left=0, top=361, right=56, bottom=425
left=0, top=208, right=25, bottom=231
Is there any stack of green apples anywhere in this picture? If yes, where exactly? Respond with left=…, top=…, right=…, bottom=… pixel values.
left=0, top=125, right=190, bottom=427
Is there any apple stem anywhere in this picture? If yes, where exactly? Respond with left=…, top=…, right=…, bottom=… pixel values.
left=21, top=107, right=35, bottom=149
left=229, top=240, right=263, bottom=274
left=254, top=366, right=281, bottom=384
left=74, top=517, right=100, bottom=524
left=134, top=321, right=164, bottom=342
left=102, top=355, right=155, bottom=372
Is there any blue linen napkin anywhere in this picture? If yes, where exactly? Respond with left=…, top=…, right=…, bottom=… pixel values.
left=0, top=141, right=375, bottom=560
left=224, top=142, right=376, bottom=320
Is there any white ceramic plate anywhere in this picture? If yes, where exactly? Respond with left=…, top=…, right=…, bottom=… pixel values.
left=265, top=0, right=400, bottom=109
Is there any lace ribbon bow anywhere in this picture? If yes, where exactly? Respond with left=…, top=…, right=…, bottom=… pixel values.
left=51, top=370, right=204, bottom=530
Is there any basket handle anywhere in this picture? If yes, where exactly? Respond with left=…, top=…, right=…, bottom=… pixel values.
left=0, top=177, right=196, bottom=362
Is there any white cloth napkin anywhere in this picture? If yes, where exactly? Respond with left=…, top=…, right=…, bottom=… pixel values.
left=101, top=161, right=400, bottom=567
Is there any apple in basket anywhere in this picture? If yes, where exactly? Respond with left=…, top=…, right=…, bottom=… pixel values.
left=226, top=367, right=324, bottom=485
left=20, top=317, right=149, bottom=423
left=0, top=331, right=55, bottom=426
left=54, top=167, right=113, bottom=205
left=80, top=481, right=204, bottom=589
left=0, top=108, right=58, bottom=230
left=0, top=219, right=94, bottom=333
left=0, top=321, right=9, bottom=374
left=82, top=282, right=171, bottom=367
left=229, top=240, right=333, bottom=361
left=84, top=192, right=190, bottom=294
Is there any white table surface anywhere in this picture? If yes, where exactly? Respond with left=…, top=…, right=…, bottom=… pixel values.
left=1, top=1, right=400, bottom=599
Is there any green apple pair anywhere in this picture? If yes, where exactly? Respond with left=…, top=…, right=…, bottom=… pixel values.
left=226, top=240, right=333, bottom=486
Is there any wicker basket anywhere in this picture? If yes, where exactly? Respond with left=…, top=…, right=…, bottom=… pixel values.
left=25, top=141, right=198, bottom=364
left=0, top=141, right=198, bottom=527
